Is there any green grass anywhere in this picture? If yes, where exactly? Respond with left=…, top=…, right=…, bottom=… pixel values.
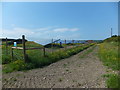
left=2, top=41, right=43, bottom=64
left=27, top=43, right=94, bottom=68
left=102, top=74, right=120, bottom=88
left=98, top=42, right=119, bottom=70
left=99, top=36, right=119, bottom=88
left=104, top=35, right=119, bottom=42
left=17, top=41, right=43, bottom=48
left=3, top=60, right=35, bottom=73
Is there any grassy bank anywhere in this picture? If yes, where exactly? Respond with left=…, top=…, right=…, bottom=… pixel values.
left=2, top=42, right=94, bottom=73
left=98, top=42, right=119, bottom=70
left=98, top=36, right=120, bottom=88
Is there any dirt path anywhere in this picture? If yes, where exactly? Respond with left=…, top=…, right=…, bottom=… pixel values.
left=2, top=46, right=108, bottom=88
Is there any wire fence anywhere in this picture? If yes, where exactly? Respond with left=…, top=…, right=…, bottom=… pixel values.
left=2, top=35, right=95, bottom=64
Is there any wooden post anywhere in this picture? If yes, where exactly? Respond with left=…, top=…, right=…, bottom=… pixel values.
left=51, top=39, right=53, bottom=53
left=65, top=40, right=66, bottom=44
left=22, top=35, right=26, bottom=62
left=6, top=38, right=8, bottom=55
left=43, top=47, right=45, bottom=57
left=11, top=48, right=13, bottom=60
left=65, top=40, right=66, bottom=50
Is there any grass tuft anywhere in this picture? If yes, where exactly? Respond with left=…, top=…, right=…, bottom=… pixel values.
left=102, top=74, right=120, bottom=88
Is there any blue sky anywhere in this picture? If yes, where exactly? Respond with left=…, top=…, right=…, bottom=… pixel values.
left=1, top=2, right=118, bottom=43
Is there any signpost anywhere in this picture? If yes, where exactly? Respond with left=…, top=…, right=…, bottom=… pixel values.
left=14, top=42, right=17, bottom=47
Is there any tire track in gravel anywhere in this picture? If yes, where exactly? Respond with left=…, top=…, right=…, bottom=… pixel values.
left=2, top=45, right=108, bottom=88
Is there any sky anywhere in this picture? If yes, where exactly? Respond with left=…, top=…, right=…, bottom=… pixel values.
left=0, top=2, right=118, bottom=44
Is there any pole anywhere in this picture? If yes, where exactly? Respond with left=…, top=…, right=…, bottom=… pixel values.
left=11, top=48, right=13, bottom=60
left=22, top=35, right=26, bottom=62
left=111, top=28, right=113, bottom=37
left=65, top=40, right=66, bottom=50
left=43, top=47, right=45, bottom=57
left=51, top=39, right=53, bottom=53
left=65, top=40, right=66, bottom=44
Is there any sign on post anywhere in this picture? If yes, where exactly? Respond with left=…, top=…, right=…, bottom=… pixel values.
left=14, top=42, right=17, bottom=47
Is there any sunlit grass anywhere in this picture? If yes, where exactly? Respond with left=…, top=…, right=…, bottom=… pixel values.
left=99, top=40, right=120, bottom=88
left=102, top=74, right=120, bottom=88
left=98, top=42, right=119, bottom=70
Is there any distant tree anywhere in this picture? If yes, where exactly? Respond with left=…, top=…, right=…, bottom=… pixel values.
left=112, top=35, right=118, bottom=37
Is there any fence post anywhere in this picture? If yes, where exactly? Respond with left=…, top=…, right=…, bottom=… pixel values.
left=6, top=37, right=8, bottom=55
left=11, top=48, right=13, bottom=60
left=22, top=35, right=26, bottom=62
left=65, top=40, right=66, bottom=50
left=65, top=40, right=66, bottom=44
left=43, top=47, right=46, bottom=57
left=51, top=39, right=53, bottom=53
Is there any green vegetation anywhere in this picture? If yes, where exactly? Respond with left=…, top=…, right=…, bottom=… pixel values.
left=106, top=74, right=120, bottom=88
left=98, top=40, right=119, bottom=70
left=17, top=41, right=43, bottom=48
left=26, top=43, right=94, bottom=68
left=104, top=35, right=119, bottom=42
left=2, top=41, right=43, bottom=64
left=2, top=45, right=12, bottom=64
left=102, top=74, right=120, bottom=88
left=0, top=47, right=1, bottom=64
left=58, top=78, right=63, bottom=82
left=2, top=40, right=94, bottom=73
left=98, top=36, right=120, bottom=88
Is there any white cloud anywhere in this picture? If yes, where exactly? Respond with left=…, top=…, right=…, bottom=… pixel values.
left=53, top=28, right=79, bottom=32
left=70, top=28, right=79, bottom=31
left=2, top=27, right=35, bottom=38
left=1, top=27, right=80, bottom=41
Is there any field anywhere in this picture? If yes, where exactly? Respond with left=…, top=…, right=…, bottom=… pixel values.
left=2, top=41, right=94, bottom=73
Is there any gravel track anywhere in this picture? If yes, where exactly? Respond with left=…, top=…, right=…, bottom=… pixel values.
left=2, top=46, right=108, bottom=88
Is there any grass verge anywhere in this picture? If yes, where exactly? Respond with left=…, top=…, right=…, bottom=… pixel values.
left=98, top=36, right=119, bottom=88
left=98, top=42, right=119, bottom=70
left=102, top=74, right=120, bottom=88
